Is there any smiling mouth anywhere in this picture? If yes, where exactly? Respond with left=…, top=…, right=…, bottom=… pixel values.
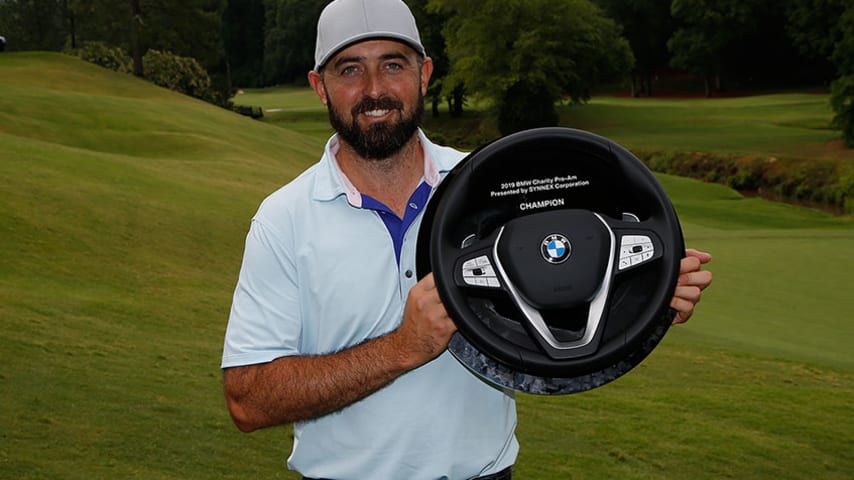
left=363, top=109, right=391, bottom=118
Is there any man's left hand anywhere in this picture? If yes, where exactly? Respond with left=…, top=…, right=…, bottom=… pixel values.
left=671, top=248, right=713, bottom=324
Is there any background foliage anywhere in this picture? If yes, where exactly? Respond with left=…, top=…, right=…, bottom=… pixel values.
left=2, top=0, right=854, bottom=139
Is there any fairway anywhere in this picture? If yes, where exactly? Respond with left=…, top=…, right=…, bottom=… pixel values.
left=1, top=52, right=852, bottom=479
left=564, top=95, right=844, bottom=161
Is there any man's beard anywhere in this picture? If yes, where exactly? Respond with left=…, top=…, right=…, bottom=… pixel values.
left=327, top=93, right=424, bottom=160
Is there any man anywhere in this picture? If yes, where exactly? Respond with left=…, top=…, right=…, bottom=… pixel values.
left=221, top=0, right=713, bottom=479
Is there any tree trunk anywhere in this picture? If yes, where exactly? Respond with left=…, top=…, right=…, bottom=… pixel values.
left=450, top=84, right=465, bottom=117
left=63, top=0, right=76, bottom=49
left=130, top=0, right=144, bottom=77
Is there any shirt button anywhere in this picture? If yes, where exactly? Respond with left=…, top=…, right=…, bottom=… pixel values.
left=409, top=203, right=418, bottom=209
left=405, top=270, right=413, bottom=278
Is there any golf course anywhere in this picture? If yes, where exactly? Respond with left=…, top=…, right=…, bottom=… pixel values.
left=1, top=52, right=852, bottom=479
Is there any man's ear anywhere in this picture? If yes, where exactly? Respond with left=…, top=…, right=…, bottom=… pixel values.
left=308, top=70, right=328, bottom=106
left=420, top=57, right=434, bottom=96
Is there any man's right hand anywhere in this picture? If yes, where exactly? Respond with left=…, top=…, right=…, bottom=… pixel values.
left=393, top=273, right=458, bottom=370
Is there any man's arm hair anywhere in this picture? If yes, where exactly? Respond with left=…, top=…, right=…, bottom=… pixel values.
left=223, top=273, right=455, bottom=432
left=223, top=331, right=415, bottom=432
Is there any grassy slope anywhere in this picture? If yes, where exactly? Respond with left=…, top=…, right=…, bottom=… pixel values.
left=563, top=95, right=844, bottom=160
left=0, top=52, right=312, bottom=479
left=1, top=53, right=852, bottom=479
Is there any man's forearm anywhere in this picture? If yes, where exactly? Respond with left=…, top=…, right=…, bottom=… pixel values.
left=223, top=331, right=414, bottom=432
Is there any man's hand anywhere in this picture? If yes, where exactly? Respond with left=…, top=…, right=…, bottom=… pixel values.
left=394, top=273, right=458, bottom=369
left=671, top=248, right=713, bottom=324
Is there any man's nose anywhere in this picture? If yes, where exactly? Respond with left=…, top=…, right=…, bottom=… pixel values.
left=363, top=69, right=387, bottom=98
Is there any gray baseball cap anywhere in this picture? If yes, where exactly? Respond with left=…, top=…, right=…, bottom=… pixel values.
left=314, top=0, right=426, bottom=71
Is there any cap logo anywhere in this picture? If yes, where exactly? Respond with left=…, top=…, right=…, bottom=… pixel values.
left=541, top=234, right=571, bottom=264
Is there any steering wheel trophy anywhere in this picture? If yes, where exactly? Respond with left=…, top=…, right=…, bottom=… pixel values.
left=416, top=127, right=685, bottom=395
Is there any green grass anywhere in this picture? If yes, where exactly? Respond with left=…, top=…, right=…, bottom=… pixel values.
left=234, top=87, right=852, bottom=164
left=561, top=94, right=846, bottom=161
left=2, top=52, right=853, bottom=479
left=232, top=86, right=334, bottom=141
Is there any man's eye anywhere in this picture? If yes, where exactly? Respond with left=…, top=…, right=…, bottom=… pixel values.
left=340, top=65, right=361, bottom=76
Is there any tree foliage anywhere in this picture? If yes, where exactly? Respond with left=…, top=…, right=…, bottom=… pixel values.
left=830, top=5, right=854, bottom=147
left=785, top=0, right=847, bottom=62
left=0, top=0, right=67, bottom=51
left=143, top=49, right=219, bottom=104
left=222, top=0, right=265, bottom=88
left=3, top=0, right=854, bottom=147
left=73, top=0, right=229, bottom=100
left=407, top=0, right=457, bottom=116
left=261, top=0, right=326, bottom=85
left=72, top=40, right=132, bottom=72
left=594, top=0, right=673, bottom=96
left=667, top=0, right=755, bottom=96
left=429, top=0, right=633, bottom=134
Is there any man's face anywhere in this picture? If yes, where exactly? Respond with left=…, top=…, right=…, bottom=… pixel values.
left=310, top=40, right=433, bottom=159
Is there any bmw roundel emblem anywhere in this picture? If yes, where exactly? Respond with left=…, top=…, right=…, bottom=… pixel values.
left=541, top=234, right=571, bottom=264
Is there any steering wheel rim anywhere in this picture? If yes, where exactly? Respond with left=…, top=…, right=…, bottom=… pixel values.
left=417, top=127, right=685, bottom=395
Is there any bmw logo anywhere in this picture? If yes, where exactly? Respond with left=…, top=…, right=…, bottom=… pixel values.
left=541, top=234, right=571, bottom=264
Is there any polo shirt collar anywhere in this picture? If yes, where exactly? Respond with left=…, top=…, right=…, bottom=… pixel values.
left=312, top=129, right=452, bottom=207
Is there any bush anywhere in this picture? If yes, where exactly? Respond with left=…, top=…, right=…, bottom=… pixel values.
left=69, top=41, right=132, bottom=73
left=831, top=75, right=854, bottom=147
left=142, top=49, right=221, bottom=105
left=497, top=82, right=560, bottom=135
left=633, top=149, right=853, bottom=214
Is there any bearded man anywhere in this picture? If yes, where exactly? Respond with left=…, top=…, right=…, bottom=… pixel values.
left=221, top=1, right=712, bottom=479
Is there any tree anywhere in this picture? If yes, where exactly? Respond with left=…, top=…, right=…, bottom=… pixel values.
left=408, top=0, right=459, bottom=117
left=786, top=0, right=846, bottom=84
left=429, top=0, right=633, bottom=134
left=0, top=0, right=67, bottom=51
left=830, top=5, right=854, bottom=146
left=129, top=0, right=143, bottom=76
left=595, top=0, right=673, bottom=96
left=786, top=0, right=846, bottom=63
left=667, top=0, right=756, bottom=97
left=66, top=0, right=228, bottom=98
left=222, top=0, right=265, bottom=88
left=262, top=0, right=326, bottom=85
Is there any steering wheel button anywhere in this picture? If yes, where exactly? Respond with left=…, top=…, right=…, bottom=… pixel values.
left=487, top=278, right=501, bottom=288
left=475, top=256, right=491, bottom=266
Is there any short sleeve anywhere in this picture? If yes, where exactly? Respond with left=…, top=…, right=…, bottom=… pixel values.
left=221, top=218, right=302, bottom=368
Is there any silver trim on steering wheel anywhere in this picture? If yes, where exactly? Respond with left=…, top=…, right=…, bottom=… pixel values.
left=491, top=213, right=616, bottom=351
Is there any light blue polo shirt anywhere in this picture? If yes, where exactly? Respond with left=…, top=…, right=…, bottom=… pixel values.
left=222, top=130, right=518, bottom=480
